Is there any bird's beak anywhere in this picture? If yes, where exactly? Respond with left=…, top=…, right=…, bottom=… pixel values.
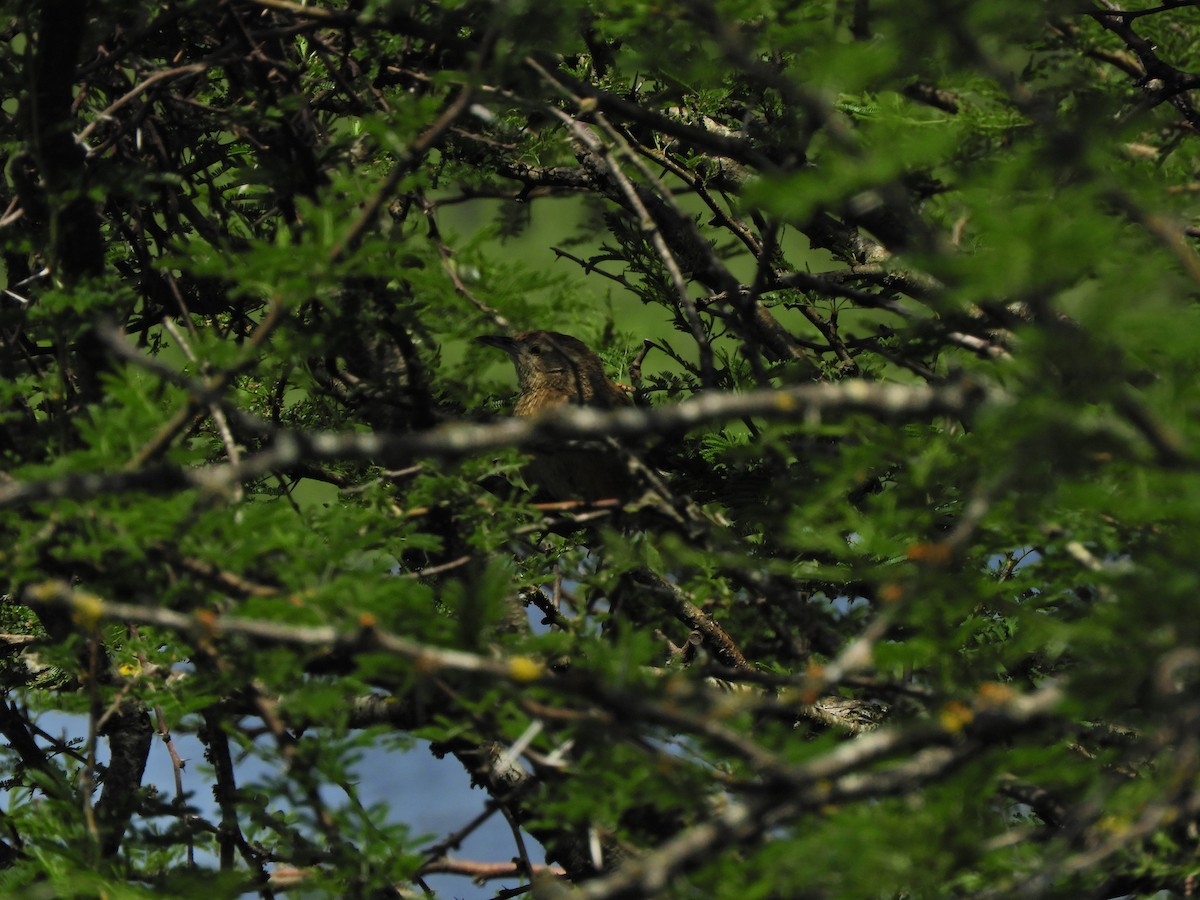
left=475, top=334, right=518, bottom=355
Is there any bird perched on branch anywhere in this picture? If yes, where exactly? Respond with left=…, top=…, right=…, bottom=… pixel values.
left=476, top=330, right=639, bottom=503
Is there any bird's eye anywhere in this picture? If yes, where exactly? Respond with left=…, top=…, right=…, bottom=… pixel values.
left=529, top=345, right=541, bottom=354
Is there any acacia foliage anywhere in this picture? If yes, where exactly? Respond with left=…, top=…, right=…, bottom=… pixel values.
left=1, top=0, right=1199, bottom=896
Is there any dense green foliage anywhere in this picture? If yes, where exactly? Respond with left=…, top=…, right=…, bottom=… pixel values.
left=1, top=0, right=1199, bottom=896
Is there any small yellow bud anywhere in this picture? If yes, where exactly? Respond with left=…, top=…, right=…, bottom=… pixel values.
left=977, top=683, right=1012, bottom=707
left=939, top=701, right=974, bottom=733
left=71, top=592, right=104, bottom=630
left=508, top=657, right=545, bottom=683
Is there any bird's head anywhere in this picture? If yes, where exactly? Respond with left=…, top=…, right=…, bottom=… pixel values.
left=476, top=330, right=612, bottom=406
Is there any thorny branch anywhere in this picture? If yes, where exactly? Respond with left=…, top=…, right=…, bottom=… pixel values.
left=0, top=379, right=994, bottom=509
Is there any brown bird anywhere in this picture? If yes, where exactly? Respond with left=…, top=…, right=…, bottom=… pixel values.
left=476, top=330, right=638, bottom=502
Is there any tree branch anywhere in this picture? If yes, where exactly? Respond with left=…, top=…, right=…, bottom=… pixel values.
left=0, top=379, right=995, bottom=509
